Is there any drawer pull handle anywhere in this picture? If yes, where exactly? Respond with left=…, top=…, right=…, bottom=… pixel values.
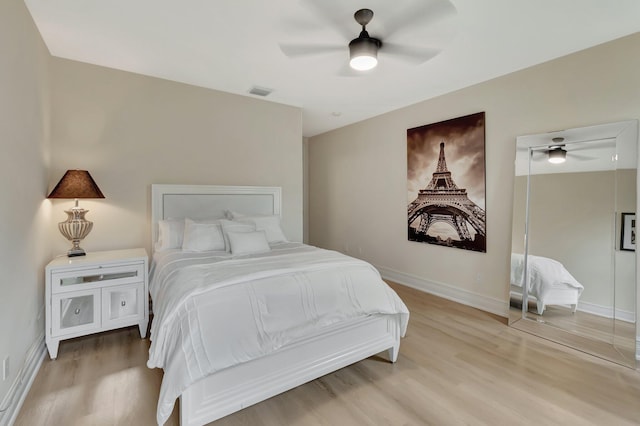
left=74, top=308, right=80, bottom=315
left=121, top=300, right=126, bottom=307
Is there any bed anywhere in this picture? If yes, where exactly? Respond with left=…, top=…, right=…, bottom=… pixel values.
left=148, top=184, right=409, bottom=425
left=510, top=253, right=584, bottom=315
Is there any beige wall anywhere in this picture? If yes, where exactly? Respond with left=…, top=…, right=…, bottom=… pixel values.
left=0, top=0, right=51, bottom=416
left=308, top=33, right=640, bottom=317
left=48, top=59, right=304, bottom=256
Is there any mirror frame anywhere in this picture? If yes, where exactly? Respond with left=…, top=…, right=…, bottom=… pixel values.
left=509, top=119, right=639, bottom=368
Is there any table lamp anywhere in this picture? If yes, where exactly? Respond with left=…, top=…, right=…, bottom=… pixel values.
left=47, top=170, right=105, bottom=257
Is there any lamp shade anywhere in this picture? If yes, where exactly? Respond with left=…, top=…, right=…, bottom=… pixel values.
left=47, top=170, right=105, bottom=199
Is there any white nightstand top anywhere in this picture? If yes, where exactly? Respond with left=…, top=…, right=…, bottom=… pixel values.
left=46, top=248, right=148, bottom=270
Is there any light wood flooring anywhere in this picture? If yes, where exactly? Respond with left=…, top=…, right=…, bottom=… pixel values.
left=16, top=283, right=640, bottom=425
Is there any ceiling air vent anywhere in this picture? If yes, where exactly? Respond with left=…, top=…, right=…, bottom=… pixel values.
left=248, top=86, right=273, bottom=97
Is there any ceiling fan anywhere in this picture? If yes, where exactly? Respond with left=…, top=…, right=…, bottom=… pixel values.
left=348, top=9, right=382, bottom=71
left=278, top=1, right=456, bottom=73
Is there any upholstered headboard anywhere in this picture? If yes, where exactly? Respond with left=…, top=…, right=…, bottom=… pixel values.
left=151, top=184, right=281, bottom=250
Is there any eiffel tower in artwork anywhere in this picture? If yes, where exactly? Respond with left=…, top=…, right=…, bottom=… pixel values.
left=408, top=141, right=486, bottom=251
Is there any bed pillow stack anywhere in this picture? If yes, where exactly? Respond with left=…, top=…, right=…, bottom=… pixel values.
left=155, top=214, right=287, bottom=255
left=219, top=219, right=256, bottom=252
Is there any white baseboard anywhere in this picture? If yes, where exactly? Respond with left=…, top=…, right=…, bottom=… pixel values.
left=376, top=265, right=508, bottom=318
left=577, top=301, right=636, bottom=323
left=0, top=334, right=46, bottom=426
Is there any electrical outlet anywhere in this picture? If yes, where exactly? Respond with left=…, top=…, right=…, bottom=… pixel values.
left=476, top=273, right=482, bottom=283
left=2, top=356, right=9, bottom=381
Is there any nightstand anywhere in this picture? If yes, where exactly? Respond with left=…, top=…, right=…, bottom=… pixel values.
left=45, top=248, right=149, bottom=359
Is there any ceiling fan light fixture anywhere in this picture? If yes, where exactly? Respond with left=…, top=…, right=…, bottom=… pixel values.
left=548, top=147, right=567, bottom=164
left=349, top=37, right=379, bottom=71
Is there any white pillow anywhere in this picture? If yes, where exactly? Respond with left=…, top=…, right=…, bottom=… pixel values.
left=155, top=219, right=185, bottom=251
left=182, top=218, right=225, bottom=252
left=220, top=219, right=256, bottom=252
left=227, top=230, right=271, bottom=255
left=234, top=215, right=287, bottom=243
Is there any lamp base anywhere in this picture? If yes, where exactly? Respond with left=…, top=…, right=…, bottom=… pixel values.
left=67, top=247, right=87, bottom=257
left=58, top=207, right=93, bottom=258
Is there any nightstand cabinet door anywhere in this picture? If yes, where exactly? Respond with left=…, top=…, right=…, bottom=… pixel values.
left=102, top=284, right=144, bottom=329
left=51, top=289, right=101, bottom=337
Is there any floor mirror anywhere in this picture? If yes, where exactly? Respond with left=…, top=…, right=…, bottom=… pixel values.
left=509, top=120, right=638, bottom=368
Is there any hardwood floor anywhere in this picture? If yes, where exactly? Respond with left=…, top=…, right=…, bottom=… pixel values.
left=16, top=283, right=640, bottom=425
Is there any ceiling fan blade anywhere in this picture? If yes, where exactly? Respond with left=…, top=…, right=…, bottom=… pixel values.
left=381, top=43, right=441, bottom=65
left=279, top=43, right=344, bottom=58
left=279, top=17, right=327, bottom=34
left=299, top=0, right=354, bottom=40
left=568, top=153, right=598, bottom=161
left=566, top=138, right=616, bottom=151
left=383, top=0, right=457, bottom=40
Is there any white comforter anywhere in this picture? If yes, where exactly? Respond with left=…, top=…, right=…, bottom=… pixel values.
left=510, top=253, right=584, bottom=299
left=148, top=243, right=409, bottom=425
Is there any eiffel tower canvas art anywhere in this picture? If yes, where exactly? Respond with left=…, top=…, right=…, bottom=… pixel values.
left=407, top=112, right=486, bottom=252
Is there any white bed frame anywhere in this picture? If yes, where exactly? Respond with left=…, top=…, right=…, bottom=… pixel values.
left=509, top=254, right=581, bottom=316
left=151, top=184, right=402, bottom=426
left=510, top=285, right=579, bottom=315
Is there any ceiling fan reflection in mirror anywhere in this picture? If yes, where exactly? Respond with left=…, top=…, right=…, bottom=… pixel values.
left=547, top=137, right=567, bottom=164
left=278, top=1, right=457, bottom=74
left=529, top=136, right=615, bottom=164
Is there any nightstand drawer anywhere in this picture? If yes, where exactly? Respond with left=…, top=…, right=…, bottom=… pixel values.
left=102, top=283, right=144, bottom=329
left=51, top=263, right=145, bottom=294
left=51, top=289, right=100, bottom=337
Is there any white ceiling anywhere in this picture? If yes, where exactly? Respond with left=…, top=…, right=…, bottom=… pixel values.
left=25, top=0, right=640, bottom=137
